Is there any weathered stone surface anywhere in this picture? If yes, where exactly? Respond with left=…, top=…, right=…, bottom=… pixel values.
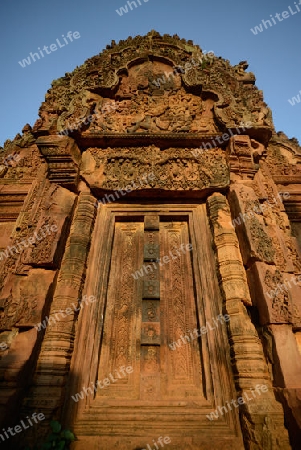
left=229, top=184, right=276, bottom=266
left=208, top=193, right=290, bottom=449
left=227, top=135, right=257, bottom=180
left=31, top=32, right=273, bottom=141
left=0, top=269, right=56, bottom=329
left=81, top=146, right=229, bottom=196
left=0, top=178, right=76, bottom=433
left=20, top=192, right=97, bottom=445
left=36, top=136, right=81, bottom=192
left=0, top=328, right=38, bottom=426
left=296, top=331, right=301, bottom=354
left=0, top=328, right=37, bottom=381
left=276, top=388, right=301, bottom=450
left=66, top=203, right=244, bottom=449
left=268, top=324, right=301, bottom=389
left=23, top=185, right=76, bottom=267
left=0, top=31, right=301, bottom=449
left=70, top=436, right=244, bottom=450
left=227, top=134, right=301, bottom=449
left=247, top=262, right=294, bottom=325
left=207, top=192, right=252, bottom=306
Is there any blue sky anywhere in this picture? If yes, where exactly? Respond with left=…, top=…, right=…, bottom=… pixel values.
left=0, top=0, right=300, bottom=146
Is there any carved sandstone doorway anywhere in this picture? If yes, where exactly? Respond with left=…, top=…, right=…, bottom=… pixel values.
left=69, top=204, right=244, bottom=450
left=99, top=216, right=203, bottom=404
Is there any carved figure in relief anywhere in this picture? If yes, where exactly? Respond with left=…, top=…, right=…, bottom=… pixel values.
left=118, top=75, right=133, bottom=99
left=30, top=30, right=278, bottom=138
left=80, top=80, right=219, bottom=134
left=117, top=301, right=129, bottom=316
left=115, top=345, right=127, bottom=370
left=89, top=145, right=227, bottom=191
left=145, top=283, right=157, bottom=296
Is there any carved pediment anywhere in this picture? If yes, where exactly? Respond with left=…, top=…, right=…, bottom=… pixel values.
left=56, top=59, right=218, bottom=136
left=32, top=31, right=274, bottom=142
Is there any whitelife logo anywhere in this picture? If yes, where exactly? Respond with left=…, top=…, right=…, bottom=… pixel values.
left=34, top=295, right=96, bottom=332
left=169, top=313, right=230, bottom=351
left=288, top=89, right=301, bottom=106
left=18, top=31, right=81, bottom=68
left=229, top=192, right=290, bottom=229
left=0, top=224, right=58, bottom=262
left=206, top=385, right=268, bottom=421
left=151, top=51, right=214, bottom=89
left=71, top=365, right=133, bottom=402
left=116, top=0, right=150, bottom=16
left=57, top=101, right=120, bottom=136
left=142, top=436, right=171, bottom=450
left=0, top=153, right=21, bottom=167
left=250, top=2, right=301, bottom=35
left=0, top=413, right=45, bottom=443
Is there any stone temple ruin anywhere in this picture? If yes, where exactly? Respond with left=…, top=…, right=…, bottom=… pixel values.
left=0, top=30, right=300, bottom=449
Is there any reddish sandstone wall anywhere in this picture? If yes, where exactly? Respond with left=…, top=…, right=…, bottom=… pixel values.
left=0, top=31, right=300, bottom=449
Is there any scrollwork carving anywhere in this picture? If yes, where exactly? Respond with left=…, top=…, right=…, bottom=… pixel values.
left=31, top=31, right=274, bottom=138
left=83, top=146, right=229, bottom=192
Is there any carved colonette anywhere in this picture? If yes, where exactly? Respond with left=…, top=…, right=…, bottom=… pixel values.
left=19, top=190, right=96, bottom=441
left=207, top=191, right=290, bottom=449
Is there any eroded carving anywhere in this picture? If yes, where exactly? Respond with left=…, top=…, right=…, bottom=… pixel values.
left=31, top=31, right=274, bottom=139
left=82, top=146, right=229, bottom=192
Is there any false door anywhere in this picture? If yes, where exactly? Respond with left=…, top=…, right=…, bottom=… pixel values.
left=72, top=204, right=244, bottom=450
left=98, top=216, right=203, bottom=403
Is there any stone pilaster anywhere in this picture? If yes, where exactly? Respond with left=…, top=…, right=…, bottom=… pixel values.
left=19, top=192, right=97, bottom=446
left=207, top=192, right=290, bottom=450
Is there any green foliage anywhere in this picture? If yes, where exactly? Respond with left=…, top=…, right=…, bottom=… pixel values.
left=24, top=420, right=75, bottom=450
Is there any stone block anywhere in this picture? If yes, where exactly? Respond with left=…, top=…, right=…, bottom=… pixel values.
left=0, top=269, right=56, bottom=329
left=229, top=185, right=276, bottom=266
left=0, top=328, right=38, bottom=382
left=24, top=186, right=76, bottom=267
left=247, top=262, right=293, bottom=325
left=269, top=324, right=301, bottom=388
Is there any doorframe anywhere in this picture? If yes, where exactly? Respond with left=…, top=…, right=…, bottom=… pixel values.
left=67, top=202, right=243, bottom=441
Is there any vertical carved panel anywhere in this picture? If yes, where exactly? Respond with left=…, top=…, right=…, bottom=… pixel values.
left=140, top=344, right=161, bottom=400
left=160, top=222, right=203, bottom=399
left=98, top=223, right=144, bottom=399
left=141, top=346, right=160, bottom=373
